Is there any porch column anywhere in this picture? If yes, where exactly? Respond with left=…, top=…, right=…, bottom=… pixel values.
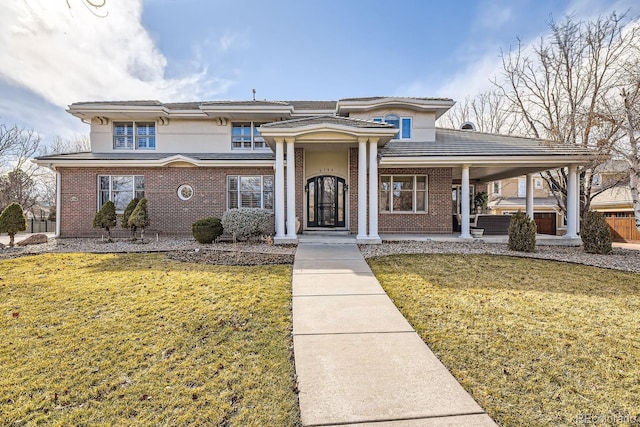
left=274, top=138, right=285, bottom=239
left=526, top=173, right=534, bottom=220
left=565, top=164, right=578, bottom=238
left=368, top=139, right=379, bottom=239
left=460, top=164, right=471, bottom=239
left=357, top=138, right=368, bottom=239
left=285, top=138, right=297, bottom=239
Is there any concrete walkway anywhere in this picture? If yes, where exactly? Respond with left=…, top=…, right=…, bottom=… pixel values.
left=292, top=243, right=497, bottom=426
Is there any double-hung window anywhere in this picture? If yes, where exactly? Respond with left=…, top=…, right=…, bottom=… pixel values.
left=380, top=175, right=428, bottom=213
left=373, top=114, right=412, bottom=139
left=227, top=175, right=274, bottom=209
left=98, top=175, right=145, bottom=213
left=231, top=122, right=266, bottom=150
left=113, top=122, right=156, bottom=149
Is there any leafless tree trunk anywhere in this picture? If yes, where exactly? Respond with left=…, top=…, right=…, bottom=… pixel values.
left=494, top=13, right=639, bottom=219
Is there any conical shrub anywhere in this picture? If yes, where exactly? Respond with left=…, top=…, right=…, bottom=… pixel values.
left=581, top=210, right=612, bottom=254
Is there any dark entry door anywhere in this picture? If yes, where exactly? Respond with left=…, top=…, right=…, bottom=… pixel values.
left=307, top=176, right=346, bottom=228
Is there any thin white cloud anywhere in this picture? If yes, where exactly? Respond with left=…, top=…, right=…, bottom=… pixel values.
left=0, top=0, right=232, bottom=108
left=405, top=0, right=638, bottom=104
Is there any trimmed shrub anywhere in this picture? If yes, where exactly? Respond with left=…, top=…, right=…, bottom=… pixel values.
left=581, top=210, right=612, bottom=254
left=128, top=198, right=150, bottom=242
left=121, top=197, right=140, bottom=239
left=508, top=210, right=536, bottom=252
left=0, top=202, right=27, bottom=247
left=93, top=200, right=117, bottom=242
left=192, top=217, right=223, bottom=244
left=222, top=208, right=272, bottom=241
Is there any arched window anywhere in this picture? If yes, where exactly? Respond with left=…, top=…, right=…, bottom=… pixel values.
left=373, top=114, right=412, bottom=139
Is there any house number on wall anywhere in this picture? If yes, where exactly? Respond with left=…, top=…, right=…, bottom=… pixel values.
left=319, top=168, right=334, bottom=173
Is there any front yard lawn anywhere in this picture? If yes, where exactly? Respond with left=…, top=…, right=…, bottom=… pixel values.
left=0, top=253, right=300, bottom=426
left=368, top=254, right=640, bottom=427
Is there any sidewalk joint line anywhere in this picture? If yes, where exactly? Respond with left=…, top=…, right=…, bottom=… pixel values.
left=293, top=293, right=387, bottom=297
left=303, top=411, right=489, bottom=426
left=293, top=330, right=415, bottom=337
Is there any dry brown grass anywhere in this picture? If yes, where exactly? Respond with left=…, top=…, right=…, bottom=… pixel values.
left=0, top=253, right=300, bottom=426
left=369, top=254, right=640, bottom=427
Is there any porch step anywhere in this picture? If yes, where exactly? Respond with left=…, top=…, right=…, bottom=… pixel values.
left=303, top=229, right=351, bottom=236
left=298, top=234, right=357, bottom=244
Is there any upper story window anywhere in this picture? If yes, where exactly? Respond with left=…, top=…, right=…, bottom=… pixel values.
left=113, top=122, right=156, bottom=150
left=373, top=114, right=412, bottom=139
left=232, top=122, right=267, bottom=150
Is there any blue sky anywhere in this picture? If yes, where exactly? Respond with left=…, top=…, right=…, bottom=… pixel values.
left=0, top=0, right=637, bottom=143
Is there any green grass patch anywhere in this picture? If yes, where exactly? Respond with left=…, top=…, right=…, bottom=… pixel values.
left=0, top=253, right=300, bottom=426
left=368, top=254, right=640, bottom=426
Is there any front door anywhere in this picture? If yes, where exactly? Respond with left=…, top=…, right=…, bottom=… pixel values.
left=307, top=176, right=346, bottom=228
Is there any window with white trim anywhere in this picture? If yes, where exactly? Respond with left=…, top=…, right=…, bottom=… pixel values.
left=534, top=178, right=543, bottom=189
left=492, top=181, right=501, bottom=195
left=380, top=175, right=428, bottom=213
left=373, top=114, right=412, bottom=139
left=231, top=122, right=267, bottom=150
left=518, top=178, right=526, bottom=197
left=227, top=175, right=274, bottom=209
left=113, top=122, right=156, bottom=149
left=98, top=175, right=144, bottom=213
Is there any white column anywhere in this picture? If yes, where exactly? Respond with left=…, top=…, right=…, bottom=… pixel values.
left=285, top=138, right=297, bottom=238
left=526, top=173, right=534, bottom=220
left=566, top=165, right=578, bottom=238
left=357, top=138, right=368, bottom=239
left=460, top=165, right=471, bottom=238
left=274, top=139, right=285, bottom=239
left=368, top=140, right=379, bottom=239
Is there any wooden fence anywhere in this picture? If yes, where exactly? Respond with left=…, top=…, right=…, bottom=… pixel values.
left=605, top=216, right=640, bottom=242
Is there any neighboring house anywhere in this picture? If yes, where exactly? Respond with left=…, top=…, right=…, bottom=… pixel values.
left=34, top=97, right=592, bottom=243
left=487, top=176, right=563, bottom=235
left=590, top=160, right=639, bottom=242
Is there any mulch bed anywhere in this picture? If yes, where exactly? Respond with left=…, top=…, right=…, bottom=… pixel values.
left=167, top=249, right=295, bottom=266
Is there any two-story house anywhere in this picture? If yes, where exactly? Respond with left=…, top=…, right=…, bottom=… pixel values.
left=487, top=176, right=562, bottom=235
left=35, top=97, right=592, bottom=243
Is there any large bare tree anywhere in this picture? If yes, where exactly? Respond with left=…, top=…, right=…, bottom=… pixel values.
left=0, top=124, right=42, bottom=213
left=494, top=13, right=639, bottom=219
left=438, top=89, right=525, bottom=134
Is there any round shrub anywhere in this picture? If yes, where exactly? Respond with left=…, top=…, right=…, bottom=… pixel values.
left=192, top=217, right=223, bottom=244
left=581, top=210, right=612, bottom=254
left=222, top=208, right=272, bottom=241
left=508, top=211, right=536, bottom=252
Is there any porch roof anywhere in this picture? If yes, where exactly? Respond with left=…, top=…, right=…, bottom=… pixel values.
left=381, top=128, right=593, bottom=157
left=33, top=152, right=275, bottom=168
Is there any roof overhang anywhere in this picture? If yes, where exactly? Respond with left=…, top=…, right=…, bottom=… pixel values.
left=380, top=155, right=593, bottom=182
left=33, top=154, right=274, bottom=169
left=67, top=104, right=172, bottom=121
left=259, top=122, right=397, bottom=147
left=337, top=97, right=455, bottom=119
left=199, top=104, right=294, bottom=120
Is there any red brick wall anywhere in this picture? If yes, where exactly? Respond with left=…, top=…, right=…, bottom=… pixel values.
left=377, top=167, right=453, bottom=234
left=59, top=167, right=274, bottom=237
left=295, top=147, right=304, bottom=232
left=59, top=164, right=453, bottom=237
left=349, top=148, right=360, bottom=234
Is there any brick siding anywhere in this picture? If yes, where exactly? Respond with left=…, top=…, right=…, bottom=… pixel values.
left=59, top=166, right=274, bottom=237
left=59, top=162, right=453, bottom=237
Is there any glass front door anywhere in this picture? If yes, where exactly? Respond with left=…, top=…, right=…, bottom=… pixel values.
left=307, top=176, right=346, bottom=228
